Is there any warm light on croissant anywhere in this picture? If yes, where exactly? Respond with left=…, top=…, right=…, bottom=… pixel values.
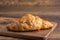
left=7, top=14, right=53, bottom=31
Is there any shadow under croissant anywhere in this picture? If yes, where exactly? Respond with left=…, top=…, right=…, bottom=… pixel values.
left=7, top=27, right=52, bottom=32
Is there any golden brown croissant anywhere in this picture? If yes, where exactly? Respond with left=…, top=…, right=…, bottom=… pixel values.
left=7, top=14, right=53, bottom=31
left=41, top=20, right=53, bottom=29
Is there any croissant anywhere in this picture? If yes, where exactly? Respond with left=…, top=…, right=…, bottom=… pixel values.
left=7, top=14, right=53, bottom=31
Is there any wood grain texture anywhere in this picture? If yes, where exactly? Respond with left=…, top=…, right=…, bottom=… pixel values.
left=0, top=17, right=57, bottom=40
left=0, top=15, right=59, bottom=40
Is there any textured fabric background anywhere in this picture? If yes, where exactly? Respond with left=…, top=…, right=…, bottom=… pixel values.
left=0, top=0, right=60, bottom=16
left=0, top=0, right=60, bottom=6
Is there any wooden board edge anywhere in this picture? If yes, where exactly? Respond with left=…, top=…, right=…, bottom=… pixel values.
left=0, top=22, right=57, bottom=40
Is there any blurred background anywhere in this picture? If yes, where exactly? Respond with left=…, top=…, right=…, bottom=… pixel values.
left=0, top=0, right=60, bottom=17
left=0, top=0, right=60, bottom=40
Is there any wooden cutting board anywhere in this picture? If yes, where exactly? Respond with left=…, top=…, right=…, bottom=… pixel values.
left=0, top=19, right=57, bottom=40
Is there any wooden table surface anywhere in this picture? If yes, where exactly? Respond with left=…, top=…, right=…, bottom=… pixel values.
left=0, top=7, right=60, bottom=40
left=0, top=12, right=60, bottom=40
